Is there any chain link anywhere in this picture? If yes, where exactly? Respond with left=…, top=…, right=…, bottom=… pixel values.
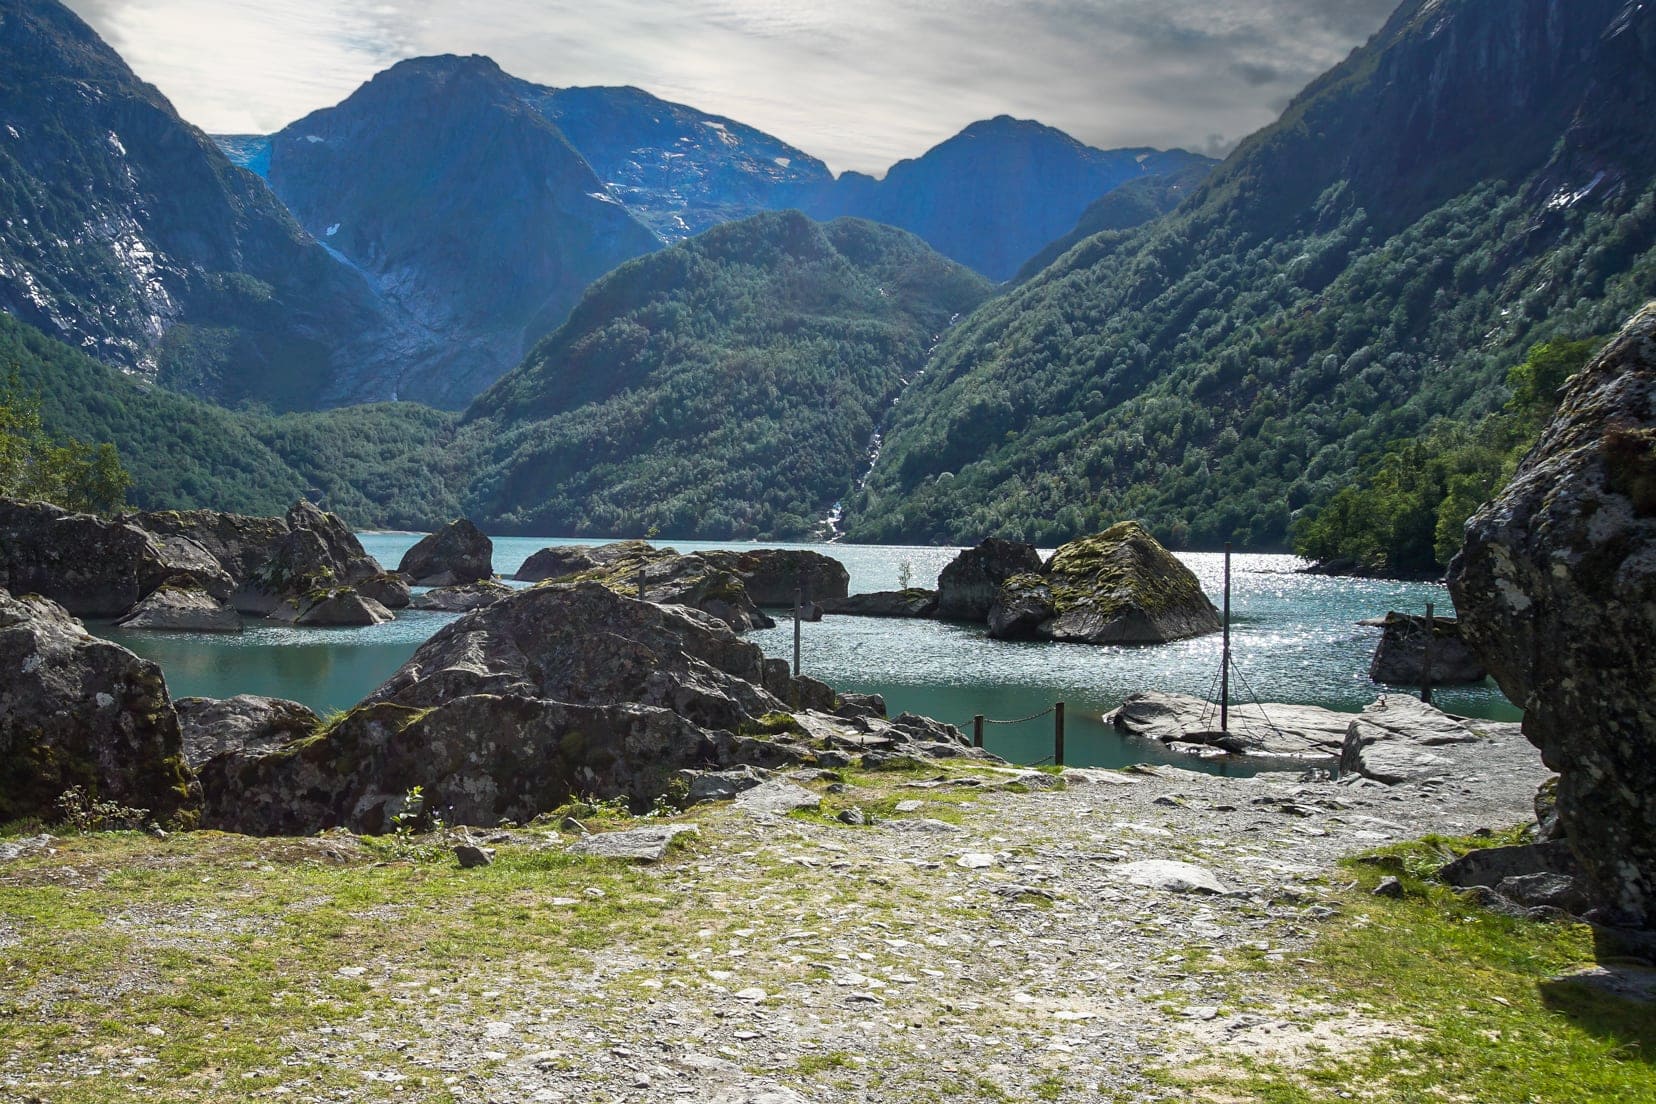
left=979, top=706, right=1057, bottom=726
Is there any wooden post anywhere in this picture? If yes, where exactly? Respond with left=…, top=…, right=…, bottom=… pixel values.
left=637, top=565, right=646, bottom=602
left=792, top=585, right=803, bottom=678
left=973, top=715, right=984, bottom=749
left=1220, top=543, right=1232, bottom=735
left=1054, top=702, right=1066, bottom=767
left=1422, top=600, right=1435, bottom=706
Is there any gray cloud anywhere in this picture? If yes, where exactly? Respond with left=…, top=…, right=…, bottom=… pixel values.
left=64, top=0, right=1399, bottom=172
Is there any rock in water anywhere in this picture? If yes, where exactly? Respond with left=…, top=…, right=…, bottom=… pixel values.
left=355, top=573, right=413, bottom=609
left=175, top=694, right=319, bottom=768
left=699, top=549, right=851, bottom=606
left=937, top=538, right=1042, bottom=621
left=268, top=588, right=395, bottom=626
left=514, top=542, right=773, bottom=632
left=115, top=586, right=242, bottom=633
left=513, top=541, right=648, bottom=582
left=987, top=522, right=1221, bottom=644
left=0, top=591, right=196, bottom=825
left=821, top=590, right=939, bottom=619
left=398, top=518, right=494, bottom=586
left=1449, top=304, right=1656, bottom=927
left=410, top=579, right=514, bottom=611
left=0, top=499, right=177, bottom=617
left=1364, top=612, right=1487, bottom=685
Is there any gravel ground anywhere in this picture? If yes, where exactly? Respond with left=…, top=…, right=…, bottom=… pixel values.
left=2, top=715, right=1548, bottom=1103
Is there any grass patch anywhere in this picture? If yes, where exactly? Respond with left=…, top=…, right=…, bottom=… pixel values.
left=1165, top=831, right=1656, bottom=1103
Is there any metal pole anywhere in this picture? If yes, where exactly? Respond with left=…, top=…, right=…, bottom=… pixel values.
left=792, top=585, right=803, bottom=678
left=973, top=715, right=984, bottom=749
left=1422, top=600, right=1434, bottom=706
left=1220, top=543, right=1232, bottom=735
left=1054, top=702, right=1066, bottom=767
left=637, top=565, right=646, bottom=602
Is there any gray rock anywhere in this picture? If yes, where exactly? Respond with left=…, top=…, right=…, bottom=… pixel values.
left=1107, top=690, right=1345, bottom=768
left=937, top=538, right=1042, bottom=621
left=1118, top=860, right=1230, bottom=895
left=1373, top=876, right=1405, bottom=898
left=1339, top=695, right=1481, bottom=784
left=0, top=591, right=195, bottom=825
left=1439, top=840, right=1579, bottom=891
left=734, top=779, right=821, bottom=817
left=821, top=589, right=939, bottom=619
left=129, top=507, right=290, bottom=592
left=700, top=549, right=851, bottom=606
left=1364, top=611, right=1487, bottom=686
left=268, top=588, right=395, bottom=626
left=175, top=694, right=319, bottom=768
left=411, top=579, right=514, bottom=612
left=1448, top=304, right=1656, bottom=925
left=355, top=573, right=412, bottom=610
left=680, top=766, right=771, bottom=806
left=115, top=586, right=242, bottom=633
left=569, top=823, right=698, bottom=862
left=454, top=843, right=494, bottom=868
left=0, top=498, right=179, bottom=617
left=837, top=807, right=867, bottom=826
left=512, top=542, right=773, bottom=633
left=398, top=518, right=493, bottom=587
left=987, top=521, right=1221, bottom=645
left=512, top=541, right=649, bottom=582
left=149, top=535, right=237, bottom=602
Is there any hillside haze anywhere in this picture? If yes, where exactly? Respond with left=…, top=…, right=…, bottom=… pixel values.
left=844, top=0, right=1656, bottom=548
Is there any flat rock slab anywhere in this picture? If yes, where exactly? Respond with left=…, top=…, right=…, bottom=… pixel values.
left=1107, top=691, right=1346, bottom=767
left=1341, top=695, right=1481, bottom=783
left=569, top=824, right=699, bottom=862
left=1557, top=966, right=1656, bottom=1004
left=734, top=780, right=821, bottom=818
left=1119, top=859, right=1231, bottom=895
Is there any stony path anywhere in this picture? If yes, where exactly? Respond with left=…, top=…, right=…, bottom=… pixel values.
left=1, top=717, right=1546, bottom=1104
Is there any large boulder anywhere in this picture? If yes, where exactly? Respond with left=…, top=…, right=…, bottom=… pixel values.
left=268, top=587, right=395, bottom=626
left=519, top=542, right=773, bottom=632
left=987, top=521, right=1220, bottom=644
left=410, top=579, right=514, bottom=612
left=133, top=502, right=382, bottom=614
left=0, top=591, right=196, bottom=825
left=1363, top=612, right=1487, bottom=685
left=512, top=541, right=651, bottom=582
left=700, top=549, right=851, bottom=606
left=937, top=539, right=1043, bottom=621
left=175, top=694, right=319, bottom=768
left=114, top=585, right=242, bottom=633
left=0, top=499, right=178, bottom=617
left=1338, top=695, right=1482, bottom=784
left=200, top=582, right=981, bottom=834
left=355, top=572, right=412, bottom=610
left=398, top=518, right=493, bottom=587
left=1449, top=306, right=1656, bottom=926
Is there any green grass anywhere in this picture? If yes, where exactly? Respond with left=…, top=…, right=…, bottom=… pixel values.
left=1164, top=832, right=1656, bottom=1103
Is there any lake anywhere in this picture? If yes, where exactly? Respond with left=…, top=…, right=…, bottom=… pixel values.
left=93, top=534, right=1518, bottom=769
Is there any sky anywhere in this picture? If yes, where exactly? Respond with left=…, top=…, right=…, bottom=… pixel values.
left=64, top=0, right=1401, bottom=175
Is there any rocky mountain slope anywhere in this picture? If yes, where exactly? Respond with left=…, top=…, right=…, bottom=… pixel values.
left=0, top=0, right=444, bottom=411
left=844, top=0, right=1656, bottom=547
left=456, top=211, right=992, bottom=538
left=800, top=116, right=1212, bottom=282
left=265, top=56, right=664, bottom=408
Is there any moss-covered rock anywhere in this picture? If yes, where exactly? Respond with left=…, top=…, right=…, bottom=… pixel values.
left=527, top=541, right=773, bottom=632
left=987, top=521, right=1221, bottom=644
left=397, top=518, right=493, bottom=587
left=0, top=590, right=197, bottom=825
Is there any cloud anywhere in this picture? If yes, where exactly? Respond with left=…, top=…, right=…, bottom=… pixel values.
left=63, top=0, right=1399, bottom=172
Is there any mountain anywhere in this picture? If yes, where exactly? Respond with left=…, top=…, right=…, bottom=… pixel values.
left=455, top=211, right=993, bottom=539
left=843, top=0, right=1656, bottom=548
left=520, top=83, right=833, bottom=240
left=1014, top=162, right=1211, bottom=281
left=266, top=56, right=664, bottom=408
left=800, top=117, right=1214, bottom=281
left=0, top=0, right=429, bottom=411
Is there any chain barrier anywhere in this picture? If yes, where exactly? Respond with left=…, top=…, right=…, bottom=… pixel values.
left=979, top=706, right=1056, bottom=727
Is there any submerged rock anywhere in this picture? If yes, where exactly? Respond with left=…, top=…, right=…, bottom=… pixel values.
left=175, top=694, right=319, bottom=768
left=398, top=518, right=493, bottom=586
left=1363, top=612, right=1487, bottom=685
left=937, top=538, right=1042, bottom=621
left=0, top=591, right=196, bottom=825
left=1449, top=305, right=1656, bottom=927
left=200, top=582, right=981, bottom=834
left=987, top=522, right=1220, bottom=644
left=115, top=585, right=242, bottom=633
left=411, top=579, right=514, bottom=611
left=821, top=589, right=939, bottom=618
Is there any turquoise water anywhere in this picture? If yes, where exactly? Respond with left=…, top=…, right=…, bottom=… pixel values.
left=94, top=533, right=1518, bottom=767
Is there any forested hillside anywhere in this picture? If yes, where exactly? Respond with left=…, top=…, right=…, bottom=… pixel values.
left=844, top=0, right=1656, bottom=549
left=458, top=212, right=992, bottom=538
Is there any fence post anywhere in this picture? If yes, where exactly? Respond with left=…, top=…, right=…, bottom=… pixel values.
left=637, top=565, right=646, bottom=602
left=792, top=585, right=803, bottom=678
left=1421, top=600, right=1434, bottom=706
left=973, top=715, right=984, bottom=749
left=1054, top=702, right=1066, bottom=767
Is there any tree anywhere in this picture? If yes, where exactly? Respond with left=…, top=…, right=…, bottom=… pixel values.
left=0, top=371, right=133, bottom=514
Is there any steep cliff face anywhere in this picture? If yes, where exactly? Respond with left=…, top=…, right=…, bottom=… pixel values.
left=801, top=116, right=1212, bottom=282
left=523, top=83, right=833, bottom=241
left=846, top=0, right=1656, bottom=547
left=0, top=0, right=412, bottom=411
left=267, top=56, right=663, bottom=408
